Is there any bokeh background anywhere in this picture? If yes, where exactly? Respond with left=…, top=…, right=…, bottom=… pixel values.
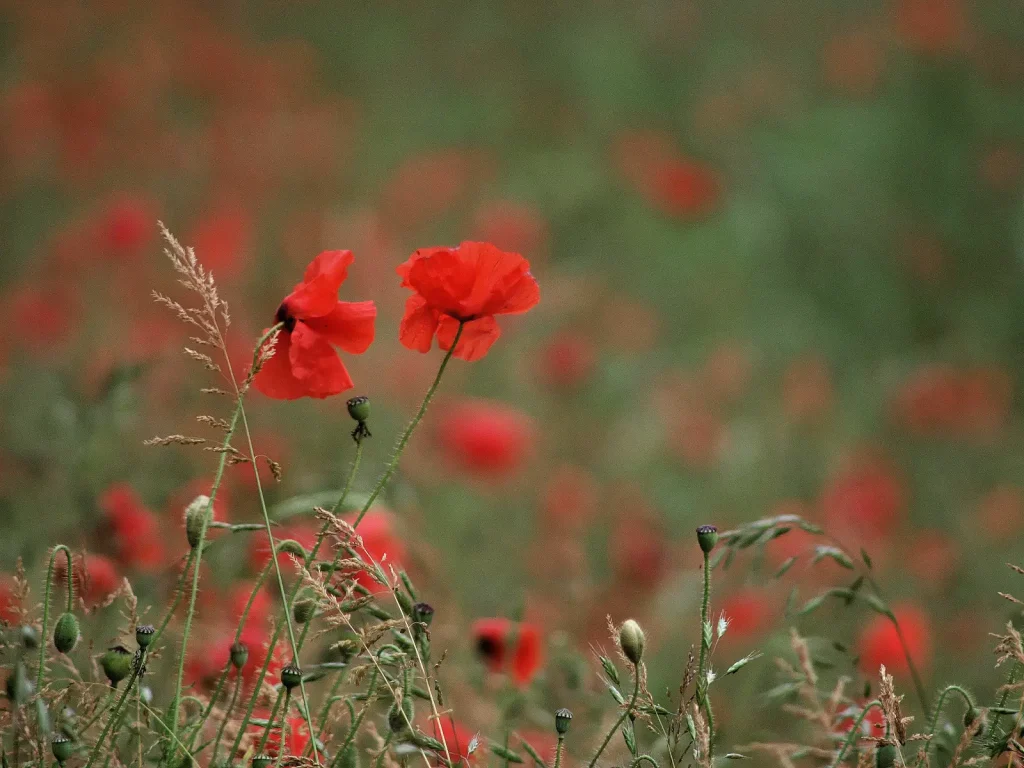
left=2, top=0, right=1024, bottom=749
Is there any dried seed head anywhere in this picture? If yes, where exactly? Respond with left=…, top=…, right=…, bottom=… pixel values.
left=555, top=708, right=573, bottom=735
left=230, top=641, right=249, bottom=669
left=51, top=735, right=73, bottom=764
left=184, top=495, right=211, bottom=549
left=53, top=612, right=80, bottom=654
left=135, top=624, right=156, bottom=649
left=618, top=619, right=646, bottom=665
left=696, top=525, right=719, bottom=554
left=347, top=396, right=371, bottom=423
left=280, top=664, right=303, bottom=691
left=100, top=646, right=134, bottom=687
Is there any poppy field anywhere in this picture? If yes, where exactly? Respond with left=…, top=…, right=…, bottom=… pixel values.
left=2, top=2, right=1024, bottom=768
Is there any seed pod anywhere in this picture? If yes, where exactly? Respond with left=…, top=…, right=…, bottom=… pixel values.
left=230, top=641, right=249, bottom=669
left=100, top=646, right=134, bottom=687
left=53, top=612, right=80, bottom=654
left=51, top=735, right=73, bottom=765
left=252, top=755, right=274, bottom=768
left=875, top=743, right=896, bottom=768
left=618, top=619, right=646, bottom=665
left=293, top=599, right=316, bottom=624
left=135, top=624, right=156, bottom=649
left=555, top=708, right=573, bottom=735
left=347, top=396, right=371, bottom=423
left=280, top=664, right=303, bottom=691
left=184, top=495, right=211, bottom=549
left=696, top=525, right=719, bottom=554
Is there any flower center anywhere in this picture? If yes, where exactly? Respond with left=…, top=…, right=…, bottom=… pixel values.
left=274, top=303, right=297, bottom=332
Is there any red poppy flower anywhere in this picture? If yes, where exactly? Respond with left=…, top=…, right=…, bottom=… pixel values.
left=438, top=399, right=535, bottom=477
left=835, top=700, right=886, bottom=737
left=396, top=242, right=539, bottom=361
left=346, top=509, right=406, bottom=592
left=100, top=484, right=165, bottom=572
left=857, top=604, right=931, bottom=678
left=429, top=717, right=478, bottom=764
left=537, top=332, right=596, bottom=390
left=821, top=455, right=905, bottom=544
left=254, top=250, right=375, bottom=399
left=56, top=554, right=120, bottom=607
left=472, top=618, right=544, bottom=687
left=0, top=578, right=20, bottom=623
left=719, top=588, right=773, bottom=640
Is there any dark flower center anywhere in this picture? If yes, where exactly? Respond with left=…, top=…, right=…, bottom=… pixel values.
left=476, top=635, right=501, bottom=659
left=275, top=303, right=297, bottom=332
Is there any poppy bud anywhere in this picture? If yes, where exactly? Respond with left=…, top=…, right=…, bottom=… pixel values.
left=54, top=612, right=80, bottom=654
left=276, top=539, right=308, bottom=559
left=184, top=495, right=211, bottom=549
left=555, top=708, right=573, bottom=735
left=412, top=602, right=434, bottom=626
left=21, top=625, right=39, bottom=649
left=5, top=661, right=32, bottom=705
left=387, top=695, right=414, bottom=734
left=135, top=624, right=155, bottom=649
left=252, top=755, right=274, bottom=768
left=347, top=396, right=371, bottom=423
left=293, top=599, right=316, bottom=624
left=280, top=664, right=303, bottom=691
left=100, top=646, right=134, bottom=687
left=51, top=735, right=73, bottom=765
left=965, top=708, right=985, bottom=736
left=875, top=743, right=896, bottom=768
left=230, top=641, right=249, bottom=669
left=338, top=744, right=359, bottom=768
left=696, top=525, right=719, bottom=554
left=618, top=619, right=646, bottom=665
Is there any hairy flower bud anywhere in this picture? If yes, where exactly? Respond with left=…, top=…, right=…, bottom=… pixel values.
left=387, top=695, right=414, bottom=734
left=230, top=641, right=249, bottom=669
left=21, top=624, right=39, bottom=649
left=293, top=599, right=316, bottom=624
left=100, top=646, right=134, bottom=687
left=618, top=619, right=646, bottom=665
left=54, top=612, right=80, bottom=654
left=5, top=662, right=32, bottom=705
left=696, top=525, right=719, bottom=554
left=555, top=708, right=573, bottom=735
left=875, top=743, right=896, bottom=768
left=184, top=495, right=211, bottom=549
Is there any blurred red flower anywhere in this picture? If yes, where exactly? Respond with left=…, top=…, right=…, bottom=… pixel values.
left=396, top=242, right=539, bottom=361
left=0, top=578, right=20, bottom=623
left=646, top=158, right=721, bottom=219
left=821, top=455, right=905, bottom=543
left=720, top=588, right=773, bottom=640
left=609, top=512, right=669, bottom=589
left=186, top=202, right=252, bottom=278
left=472, top=618, right=544, bottom=686
left=438, top=399, right=535, bottom=477
left=347, top=509, right=406, bottom=591
left=538, top=332, right=596, bottom=390
left=56, top=554, right=120, bottom=607
left=254, top=250, right=376, bottom=399
left=857, top=604, right=931, bottom=678
left=835, top=700, right=886, bottom=737
left=894, top=0, right=966, bottom=55
left=429, top=717, right=478, bottom=764
left=99, top=484, right=165, bottom=572
left=96, top=195, right=156, bottom=258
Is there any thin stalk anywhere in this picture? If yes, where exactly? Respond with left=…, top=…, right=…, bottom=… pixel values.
left=553, top=735, right=564, bottom=768
left=152, top=548, right=196, bottom=648
left=83, top=652, right=146, bottom=768
left=918, top=685, right=975, bottom=766
left=829, top=701, right=883, bottom=768
left=351, top=322, right=464, bottom=529
left=211, top=672, right=243, bottom=764
left=630, top=757, right=660, bottom=768
left=373, top=732, right=394, bottom=768
left=696, top=550, right=715, bottom=755
left=990, top=663, right=1020, bottom=745
left=36, top=545, right=74, bottom=692
left=258, top=691, right=286, bottom=753
left=588, top=664, right=641, bottom=768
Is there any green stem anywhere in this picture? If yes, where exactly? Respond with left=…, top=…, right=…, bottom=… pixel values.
left=918, top=685, right=975, bottom=766
left=696, top=550, right=715, bottom=756
left=890, top=617, right=930, bottom=715
left=315, top=673, right=350, bottom=743
left=830, top=701, right=883, bottom=768
left=372, top=732, right=394, bottom=768
left=553, top=736, right=564, bottom=768
left=83, top=652, right=146, bottom=768
left=211, top=671, right=242, bottom=765
left=629, top=756, right=660, bottom=768
left=588, top=664, right=641, bottom=768
left=152, top=549, right=196, bottom=649
left=258, top=690, right=285, bottom=754
left=351, top=321, right=464, bottom=530
left=37, top=545, right=74, bottom=692
left=990, top=663, right=1020, bottom=745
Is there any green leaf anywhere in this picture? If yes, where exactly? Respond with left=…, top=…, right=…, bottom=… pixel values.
left=860, top=548, right=873, bottom=570
left=490, top=745, right=525, bottom=763
left=600, top=656, right=621, bottom=686
left=623, top=722, right=638, bottom=756
left=812, top=546, right=854, bottom=569
left=774, top=556, right=798, bottom=578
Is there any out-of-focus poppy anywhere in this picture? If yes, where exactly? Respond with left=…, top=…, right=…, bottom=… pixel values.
left=437, top=399, right=535, bottom=478
left=99, top=484, right=165, bottom=572
left=857, top=604, right=931, bottom=678
left=472, top=618, right=544, bottom=687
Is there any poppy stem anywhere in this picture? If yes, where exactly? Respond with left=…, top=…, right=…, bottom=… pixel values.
left=829, top=700, right=883, bottom=768
left=36, top=545, right=73, bottom=693
left=588, top=664, right=641, bottom=768
left=919, top=685, right=975, bottom=767
left=696, top=550, right=715, bottom=757
left=351, top=321, right=465, bottom=530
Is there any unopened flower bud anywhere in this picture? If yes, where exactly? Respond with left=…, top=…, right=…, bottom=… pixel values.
left=280, top=664, right=303, bottom=691
left=555, top=708, right=573, bottom=735
left=293, top=599, right=316, bottom=624
left=965, top=707, right=985, bottom=736
left=618, top=619, right=646, bottom=665
left=231, top=641, right=249, bottom=669
left=412, top=602, right=434, bottom=627
left=875, top=743, right=896, bottom=768
left=387, top=696, right=414, bottom=734
left=135, top=624, right=155, bottom=649
left=54, top=612, right=80, bottom=654
left=21, top=625, right=39, bottom=649
left=100, top=646, right=134, bottom=687
left=51, top=735, right=73, bottom=764
left=276, top=539, right=308, bottom=559
left=696, top=525, right=719, bottom=554
left=184, top=495, right=211, bottom=549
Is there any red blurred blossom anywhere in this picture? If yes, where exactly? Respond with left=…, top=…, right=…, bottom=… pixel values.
left=430, top=717, right=478, bottom=764
left=857, top=604, right=931, bottom=678
left=3, top=282, right=77, bottom=352
left=397, top=242, right=540, bottom=362
left=541, top=465, right=598, bottom=530
left=974, top=485, right=1024, bottom=541
left=249, top=521, right=319, bottom=574
left=99, top=484, right=165, bottom=572
left=472, top=618, right=544, bottom=686
left=719, top=588, right=773, bottom=640
left=56, top=554, right=120, bottom=607
left=893, top=0, right=967, bottom=55
left=186, top=622, right=278, bottom=693
left=835, top=700, right=886, bottom=737
left=472, top=200, right=548, bottom=260
left=820, top=454, right=905, bottom=544
left=537, top=332, right=597, bottom=390
left=892, top=364, right=1012, bottom=438
left=254, top=250, right=376, bottom=399
left=437, top=399, right=535, bottom=477
left=783, top=356, right=833, bottom=424
left=261, top=716, right=310, bottom=758
left=382, top=149, right=493, bottom=230
left=346, top=509, right=407, bottom=592
left=0, top=579, right=21, bottom=623
left=609, top=512, right=670, bottom=590
left=95, top=195, right=157, bottom=258
left=187, top=202, right=252, bottom=278
left=906, top=529, right=959, bottom=587
left=822, top=30, right=885, bottom=98
left=645, top=158, right=722, bottom=219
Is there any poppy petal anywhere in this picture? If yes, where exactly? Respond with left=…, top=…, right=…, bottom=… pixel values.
left=283, top=250, right=355, bottom=319
left=289, top=323, right=354, bottom=397
left=437, top=315, right=501, bottom=361
left=303, top=300, right=376, bottom=354
left=399, top=295, right=440, bottom=353
left=406, top=247, right=477, bottom=316
left=253, top=331, right=310, bottom=400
